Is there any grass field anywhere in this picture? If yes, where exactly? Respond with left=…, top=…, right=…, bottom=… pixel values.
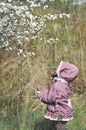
left=0, top=94, right=86, bottom=130
left=0, top=1, right=86, bottom=130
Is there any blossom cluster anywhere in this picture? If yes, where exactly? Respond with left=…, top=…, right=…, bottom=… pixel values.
left=0, top=1, right=70, bottom=57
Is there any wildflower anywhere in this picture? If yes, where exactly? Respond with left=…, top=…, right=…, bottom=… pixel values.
left=8, top=0, right=12, bottom=2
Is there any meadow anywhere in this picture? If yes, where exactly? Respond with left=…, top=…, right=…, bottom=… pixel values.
left=0, top=0, right=86, bottom=130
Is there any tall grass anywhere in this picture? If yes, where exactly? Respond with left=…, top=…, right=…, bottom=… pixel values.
left=0, top=94, right=86, bottom=130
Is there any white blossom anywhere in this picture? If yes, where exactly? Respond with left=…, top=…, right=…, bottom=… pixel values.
left=8, top=0, right=12, bottom=2
left=0, top=1, right=70, bottom=57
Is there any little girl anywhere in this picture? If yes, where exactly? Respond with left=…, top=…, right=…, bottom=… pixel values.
left=36, top=61, right=79, bottom=130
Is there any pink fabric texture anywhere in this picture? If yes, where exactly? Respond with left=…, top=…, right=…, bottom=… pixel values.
left=38, top=61, right=79, bottom=121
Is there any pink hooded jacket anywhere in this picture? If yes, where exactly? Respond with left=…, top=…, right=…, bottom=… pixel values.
left=38, top=61, right=79, bottom=121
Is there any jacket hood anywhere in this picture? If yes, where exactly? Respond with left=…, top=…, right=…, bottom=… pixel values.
left=56, top=61, right=79, bottom=82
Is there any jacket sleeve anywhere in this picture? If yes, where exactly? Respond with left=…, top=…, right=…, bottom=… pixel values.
left=38, top=88, right=49, bottom=104
left=47, top=82, right=66, bottom=104
left=39, top=83, right=60, bottom=104
left=47, top=83, right=60, bottom=104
